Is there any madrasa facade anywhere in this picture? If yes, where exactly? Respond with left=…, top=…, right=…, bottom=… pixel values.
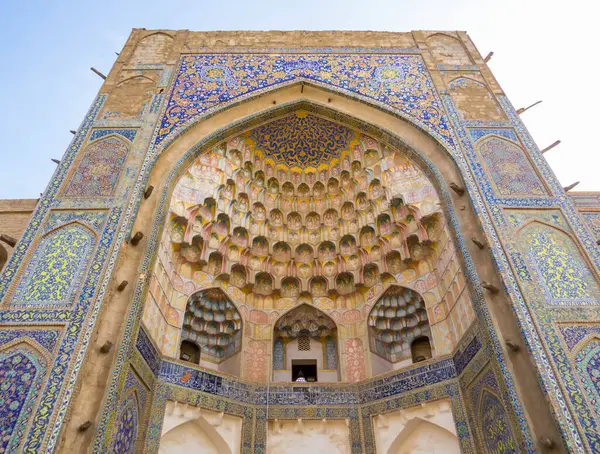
left=0, top=29, right=600, bottom=454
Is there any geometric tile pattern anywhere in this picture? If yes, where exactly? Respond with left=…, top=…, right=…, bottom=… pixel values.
left=63, top=136, right=129, bottom=198
left=157, top=54, right=455, bottom=149
left=89, top=128, right=138, bottom=143
left=43, top=211, right=107, bottom=234
left=136, top=328, right=161, bottom=376
left=249, top=112, right=353, bottom=168
left=0, top=329, right=61, bottom=353
left=468, top=128, right=518, bottom=143
left=559, top=325, right=600, bottom=351
left=476, top=136, right=546, bottom=197
left=12, top=33, right=600, bottom=454
left=480, top=390, right=518, bottom=453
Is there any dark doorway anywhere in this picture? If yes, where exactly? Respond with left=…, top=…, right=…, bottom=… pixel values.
left=180, top=340, right=201, bottom=364
left=292, top=360, right=317, bottom=382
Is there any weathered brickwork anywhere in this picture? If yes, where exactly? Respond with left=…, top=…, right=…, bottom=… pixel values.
left=0, top=29, right=598, bottom=454
left=0, top=199, right=36, bottom=270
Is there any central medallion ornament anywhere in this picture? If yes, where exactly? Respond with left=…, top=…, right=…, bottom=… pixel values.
left=249, top=112, right=354, bottom=168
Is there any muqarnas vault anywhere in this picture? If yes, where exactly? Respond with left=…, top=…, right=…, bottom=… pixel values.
left=0, top=29, right=600, bottom=454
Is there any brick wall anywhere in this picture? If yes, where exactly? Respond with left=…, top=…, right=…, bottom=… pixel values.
left=0, top=199, right=37, bottom=270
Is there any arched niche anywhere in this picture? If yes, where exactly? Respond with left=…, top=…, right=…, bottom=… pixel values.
left=368, top=285, right=433, bottom=375
left=141, top=97, right=474, bottom=364
left=425, top=33, right=473, bottom=66
left=130, top=32, right=174, bottom=65
left=159, top=402, right=241, bottom=454
left=386, top=418, right=460, bottom=454
left=102, top=75, right=158, bottom=120
left=517, top=220, right=600, bottom=304
left=139, top=87, right=478, bottom=384
left=180, top=288, right=242, bottom=376
left=373, top=399, right=459, bottom=454
left=272, top=304, right=339, bottom=383
left=9, top=222, right=96, bottom=307
left=0, top=339, right=49, bottom=452
left=62, top=135, right=130, bottom=198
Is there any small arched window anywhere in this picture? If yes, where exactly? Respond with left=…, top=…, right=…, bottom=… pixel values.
left=180, top=340, right=201, bottom=364
left=411, top=336, right=432, bottom=363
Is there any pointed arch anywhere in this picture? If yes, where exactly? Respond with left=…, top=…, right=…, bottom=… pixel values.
left=446, top=76, right=505, bottom=122
left=425, top=33, right=474, bottom=66
left=517, top=220, right=600, bottom=305
left=475, top=134, right=547, bottom=197
left=273, top=303, right=339, bottom=382
left=138, top=88, right=481, bottom=383
left=477, top=387, right=518, bottom=453
left=386, top=416, right=460, bottom=454
left=116, top=74, right=159, bottom=87
left=159, top=413, right=231, bottom=454
left=9, top=221, right=96, bottom=307
left=130, top=32, right=174, bottom=65
left=102, top=76, right=157, bottom=119
left=62, top=134, right=130, bottom=198
left=181, top=287, right=243, bottom=365
left=0, top=339, right=49, bottom=453
left=113, top=390, right=140, bottom=453
left=367, top=285, right=431, bottom=365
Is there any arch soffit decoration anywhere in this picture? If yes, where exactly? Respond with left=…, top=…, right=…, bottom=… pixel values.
left=141, top=88, right=478, bottom=334
left=181, top=287, right=244, bottom=359
left=148, top=93, right=464, bottom=243
left=185, top=286, right=245, bottom=317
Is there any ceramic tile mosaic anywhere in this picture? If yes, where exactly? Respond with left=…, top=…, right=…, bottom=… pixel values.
left=157, top=54, right=455, bottom=150
left=7, top=32, right=600, bottom=454
left=62, top=136, right=130, bottom=198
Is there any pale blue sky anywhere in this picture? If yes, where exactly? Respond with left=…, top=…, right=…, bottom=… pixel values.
left=1, top=0, right=596, bottom=199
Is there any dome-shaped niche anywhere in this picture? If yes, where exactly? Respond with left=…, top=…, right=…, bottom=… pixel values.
left=368, top=286, right=433, bottom=376
left=180, top=288, right=242, bottom=377
left=272, top=304, right=339, bottom=383
left=143, top=108, right=461, bottom=363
